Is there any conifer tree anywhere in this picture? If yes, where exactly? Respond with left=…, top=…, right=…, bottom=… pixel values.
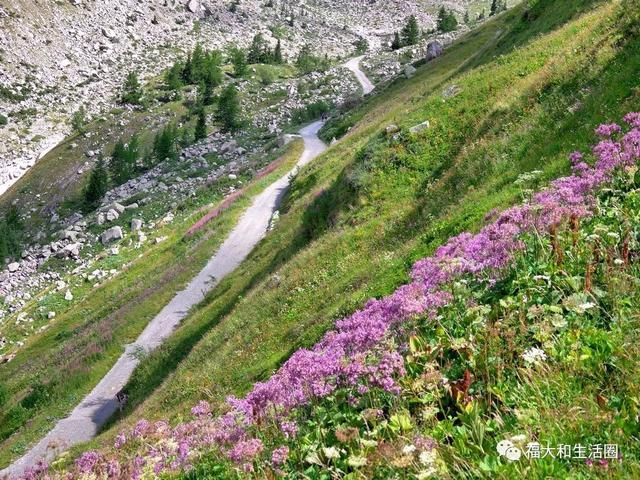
left=217, top=84, right=241, bottom=132
left=121, top=71, right=143, bottom=105
left=230, top=47, right=248, bottom=77
left=391, top=31, right=402, bottom=50
left=274, top=39, right=283, bottom=64
left=401, top=15, right=420, bottom=46
left=194, top=110, right=207, bottom=140
left=84, top=157, right=109, bottom=210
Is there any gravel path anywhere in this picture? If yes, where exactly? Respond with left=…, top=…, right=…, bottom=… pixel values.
left=344, top=56, right=375, bottom=95
left=1, top=122, right=327, bottom=479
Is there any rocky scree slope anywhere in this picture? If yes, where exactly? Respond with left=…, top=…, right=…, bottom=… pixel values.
left=0, top=0, right=481, bottom=195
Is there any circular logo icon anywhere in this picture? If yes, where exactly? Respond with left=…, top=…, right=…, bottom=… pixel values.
left=497, top=440, right=514, bottom=456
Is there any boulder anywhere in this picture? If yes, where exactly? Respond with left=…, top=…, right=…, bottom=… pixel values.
left=100, top=226, right=123, bottom=245
left=131, top=219, right=143, bottom=231
left=409, top=120, right=430, bottom=134
left=106, top=209, right=120, bottom=222
left=187, top=0, right=200, bottom=13
left=8, top=262, right=20, bottom=272
left=385, top=124, right=400, bottom=136
left=404, top=64, right=417, bottom=79
left=109, top=202, right=126, bottom=214
left=64, top=290, right=74, bottom=301
left=426, top=41, right=444, bottom=61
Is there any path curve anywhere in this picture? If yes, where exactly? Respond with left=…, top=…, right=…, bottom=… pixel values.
left=1, top=122, right=327, bottom=479
left=344, top=55, right=375, bottom=95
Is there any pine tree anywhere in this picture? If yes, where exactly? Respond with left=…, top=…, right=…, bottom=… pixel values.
left=84, top=157, right=108, bottom=210
left=401, top=15, right=420, bottom=46
left=109, top=135, right=139, bottom=185
left=153, top=123, right=180, bottom=162
left=182, top=53, right=193, bottom=83
left=121, top=71, right=143, bottom=105
left=274, top=39, right=283, bottom=64
left=247, top=34, right=269, bottom=64
left=194, top=110, right=207, bottom=140
left=230, top=47, right=248, bottom=77
left=217, top=84, right=241, bottom=132
left=71, top=106, right=87, bottom=134
left=391, top=31, right=402, bottom=50
left=165, top=62, right=184, bottom=91
left=437, top=7, right=458, bottom=33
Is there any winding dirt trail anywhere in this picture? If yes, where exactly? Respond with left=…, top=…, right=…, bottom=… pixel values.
left=2, top=57, right=377, bottom=479
left=1, top=123, right=326, bottom=479
left=344, top=55, right=375, bottom=95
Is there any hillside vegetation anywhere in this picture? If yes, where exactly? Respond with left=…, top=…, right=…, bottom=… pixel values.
left=9, top=0, right=640, bottom=478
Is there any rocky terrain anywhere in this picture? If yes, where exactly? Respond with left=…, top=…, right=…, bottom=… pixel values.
left=0, top=0, right=490, bottom=195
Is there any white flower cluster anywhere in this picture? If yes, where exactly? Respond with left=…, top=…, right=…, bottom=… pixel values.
left=522, top=347, right=547, bottom=365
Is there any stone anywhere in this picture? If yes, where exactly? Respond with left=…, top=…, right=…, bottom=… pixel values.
left=385, top=124, right=400, bottom=136
left=220, top=140, right=238, bottom=154
left=187, top=0, right=200, bottom=13
left=8, top=262, right=20, bottom=272
left=159, top=212, right=174, bottom=225
left=97, top=212, right=106, bottom=225
left=100, top=226, right=123, bottom=244
left=409, top=120, right=430, bottom=134
left=110, top=202, right=126, bottom=214
left=404, top=64, right=417, bottom=79
left=62, top=230, right=79, bottom=241
left=442, top=85, right=462, bottom=99
left=131, top=218, right=143, bottom=231
left=48, top=311, right=56, bottom=319
left=106, top=209, right=120, bottom=222
left=426, top=41, right=444, bottom=61
left=228, top=173, right=238, bottom=180
left=62, top=243, right=81, bottom=258
left=64, top=290, right=74, bottom=301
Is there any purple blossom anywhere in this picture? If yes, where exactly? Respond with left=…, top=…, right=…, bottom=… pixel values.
left=191, top=400, right=212, bottom=418
left=227, top=438, right=264, bottom=464
left=271, top=446, right=289, bottom=466
left=114, top=432, right=126, bottom=449
left=280, top=420, right=299, bottom=439
left=594, top=123, right=622, bottom=137
left=75, top=451, right=101, bottom=473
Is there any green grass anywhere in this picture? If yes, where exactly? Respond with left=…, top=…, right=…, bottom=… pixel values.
left=67, top=0, right=639, bottom=458
left=0, top=140, right=304, bottom=468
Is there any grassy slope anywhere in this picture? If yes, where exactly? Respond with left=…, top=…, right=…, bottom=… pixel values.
left=0, top=141, right=304, bottom=468
left=76, top=0, right=639, bottom=457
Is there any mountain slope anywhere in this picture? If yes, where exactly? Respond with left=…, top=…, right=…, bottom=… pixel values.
left=2, top=0, right=640, bottom=477
left=29, top=0, right=636, bottom=477
left=0, top=0, right=486, bottom=195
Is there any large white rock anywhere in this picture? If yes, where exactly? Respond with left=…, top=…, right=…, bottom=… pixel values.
left=8, top=262, right=20, bottom=273
left=106, top=209, right=120, bottom=222
left=187, top=0, right=200, bottom=13
left=131, top=218, right=143, bottom=231
left=100, top=226, right=123, bottom=244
